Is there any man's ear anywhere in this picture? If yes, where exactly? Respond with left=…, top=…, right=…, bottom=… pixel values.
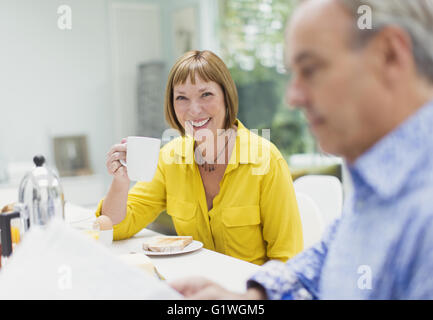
left=368, top=26, right=414, bottom=88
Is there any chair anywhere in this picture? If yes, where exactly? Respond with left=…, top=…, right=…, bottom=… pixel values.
left=295, top=191, right=325, bottom=249
left=294, top=175, right=343, bottom=227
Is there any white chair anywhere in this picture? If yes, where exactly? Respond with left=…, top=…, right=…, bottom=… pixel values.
left=294, top=175, right=343, bottom=227
left=295, top=191, right=325, bottom=249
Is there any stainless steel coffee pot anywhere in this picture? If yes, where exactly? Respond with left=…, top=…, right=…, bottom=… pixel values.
left=17, top=154, right=65, bottom=231
left=0, top=155, right=65, bottom=265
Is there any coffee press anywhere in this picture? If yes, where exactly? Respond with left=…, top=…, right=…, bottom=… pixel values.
left=0, top=155, right=65, bottom=267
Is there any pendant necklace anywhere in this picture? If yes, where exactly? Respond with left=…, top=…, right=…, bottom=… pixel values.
left=195, top=129, right=234, bottom=172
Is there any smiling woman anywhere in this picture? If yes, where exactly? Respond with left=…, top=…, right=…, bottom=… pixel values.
left=96, top=50, right=303, bottom=265
left=165, top=50, right=238, bottom=136
left=173, top=77, right=226, bottom=138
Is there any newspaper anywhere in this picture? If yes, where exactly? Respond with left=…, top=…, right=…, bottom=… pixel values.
left=0, top=218, right=182, bottom=299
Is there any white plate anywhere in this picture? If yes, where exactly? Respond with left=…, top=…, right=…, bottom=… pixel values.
left=143, top=240, right=203, bottom=256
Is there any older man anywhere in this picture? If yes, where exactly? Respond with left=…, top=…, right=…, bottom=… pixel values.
left=170, top=0, right=433, bottom=299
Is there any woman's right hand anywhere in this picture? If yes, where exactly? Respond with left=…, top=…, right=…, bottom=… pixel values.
left=106, top=138, right=130, bottom=183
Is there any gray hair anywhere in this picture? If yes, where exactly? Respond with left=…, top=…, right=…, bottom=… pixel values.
left=337, top=0, right=433, bottom=83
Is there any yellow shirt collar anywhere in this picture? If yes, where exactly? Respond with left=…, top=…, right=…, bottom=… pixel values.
left=173, top=119, right=261, bottom=165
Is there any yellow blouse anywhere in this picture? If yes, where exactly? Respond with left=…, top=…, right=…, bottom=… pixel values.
left=95, top=120, right=303, bottom=265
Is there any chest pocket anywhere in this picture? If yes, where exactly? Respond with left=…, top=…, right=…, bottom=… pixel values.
left=221, top=205, right=265, bottom=261
left=166, top=196, right=197, bottom=236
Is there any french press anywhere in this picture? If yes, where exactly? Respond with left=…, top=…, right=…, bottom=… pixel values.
left=0, top=155, right=65, bottom=267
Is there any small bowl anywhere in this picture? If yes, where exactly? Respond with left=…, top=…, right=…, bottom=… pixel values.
left=99, top=229, right=113, bottom=245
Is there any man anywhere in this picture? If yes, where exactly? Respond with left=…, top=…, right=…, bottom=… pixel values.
left=170, top=0, right=433, bottom=299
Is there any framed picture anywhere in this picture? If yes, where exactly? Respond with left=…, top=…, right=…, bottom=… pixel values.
left=52, top=135, right=92, bottom=177
left=172, top=6, right=199, bottom=59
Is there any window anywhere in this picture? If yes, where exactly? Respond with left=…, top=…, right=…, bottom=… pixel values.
left=219, top=0, right=317, bottom=158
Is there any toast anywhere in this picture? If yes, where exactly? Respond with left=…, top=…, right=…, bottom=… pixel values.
left=1, top=203, right=16, bottom=213
left=142, top=236, right=193, bottom=253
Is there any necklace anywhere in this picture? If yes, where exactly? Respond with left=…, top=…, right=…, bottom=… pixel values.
left=195, top=129, right=235, bottom=172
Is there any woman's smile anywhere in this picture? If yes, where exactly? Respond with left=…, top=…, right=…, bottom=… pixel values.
left=189, top=117, right=212, bottom=130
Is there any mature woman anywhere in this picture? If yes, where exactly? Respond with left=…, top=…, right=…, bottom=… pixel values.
left=96, top=50, right=303, bottom=265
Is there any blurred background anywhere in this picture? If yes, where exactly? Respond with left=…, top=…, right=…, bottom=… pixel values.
left=0, top=0, right=343, bottom=214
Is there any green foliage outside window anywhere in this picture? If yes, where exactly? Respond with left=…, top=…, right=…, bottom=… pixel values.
left=219, top=0, right=316, bottom=158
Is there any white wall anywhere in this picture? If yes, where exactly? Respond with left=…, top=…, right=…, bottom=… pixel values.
left=109, top=1, right=162, bottom=141
left=0, top=0, right=113, bottom=185
left=0, top=0, right=219, bottom=198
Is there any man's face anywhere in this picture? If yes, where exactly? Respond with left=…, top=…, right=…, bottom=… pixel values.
left=285, top=0, right=386, bottom=162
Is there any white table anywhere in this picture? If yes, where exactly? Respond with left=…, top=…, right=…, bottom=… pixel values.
left=66, top=202, right=261, bottom=294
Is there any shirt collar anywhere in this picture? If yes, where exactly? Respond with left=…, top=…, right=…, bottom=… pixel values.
left=348, top=99, right=433, bottom=199
left=173, top=119, right=260, bottom=165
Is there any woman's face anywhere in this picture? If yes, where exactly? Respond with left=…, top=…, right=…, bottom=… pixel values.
left=173, top=75, right=227, bottom=140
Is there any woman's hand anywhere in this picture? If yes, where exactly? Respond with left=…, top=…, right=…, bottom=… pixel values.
left=106, top=138, right=129, bottom=183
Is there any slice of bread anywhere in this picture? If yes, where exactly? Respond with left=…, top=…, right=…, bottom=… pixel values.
left=142, top=236, right=193, bottom=253
left=1, top=203, right=16, bottom=213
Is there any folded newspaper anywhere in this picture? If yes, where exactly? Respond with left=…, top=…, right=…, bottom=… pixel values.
left=0, top=218, right=182, bottom=299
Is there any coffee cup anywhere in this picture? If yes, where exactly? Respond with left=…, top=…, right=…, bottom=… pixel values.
left=119, top=136, right=161, bottom=182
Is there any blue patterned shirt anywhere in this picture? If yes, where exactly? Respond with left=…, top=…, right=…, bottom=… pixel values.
left=248, top=100, right=433, bottom=299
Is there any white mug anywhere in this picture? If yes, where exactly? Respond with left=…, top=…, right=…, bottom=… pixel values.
left=119, top=136, right=161, bottom=182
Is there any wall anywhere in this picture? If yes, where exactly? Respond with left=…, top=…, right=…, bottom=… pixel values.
left=0, top=0, right=219, bottom=201
left=108, top=0, right=162, bottom=142
left=162, top=0, right=220, bottom=71
left=0, top=0, right=113, bottom=187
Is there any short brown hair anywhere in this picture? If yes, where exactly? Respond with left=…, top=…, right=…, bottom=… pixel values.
left=164, top=50, right=239, bottom=135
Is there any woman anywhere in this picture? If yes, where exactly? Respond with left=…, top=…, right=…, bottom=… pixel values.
left=96, top=50, right=303, bottom=265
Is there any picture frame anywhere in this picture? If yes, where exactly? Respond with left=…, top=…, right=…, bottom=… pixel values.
left=52, top=135, right=92, bottom=177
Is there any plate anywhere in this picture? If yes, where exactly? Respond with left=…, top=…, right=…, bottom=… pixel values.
left=142, top=240, right=203, bottom=256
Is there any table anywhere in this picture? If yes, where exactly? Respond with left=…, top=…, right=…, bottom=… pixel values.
left=66, top=202, right=261, bottom=294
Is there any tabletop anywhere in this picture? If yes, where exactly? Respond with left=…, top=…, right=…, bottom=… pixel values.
left=66, top=202, right=261, bottom=294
